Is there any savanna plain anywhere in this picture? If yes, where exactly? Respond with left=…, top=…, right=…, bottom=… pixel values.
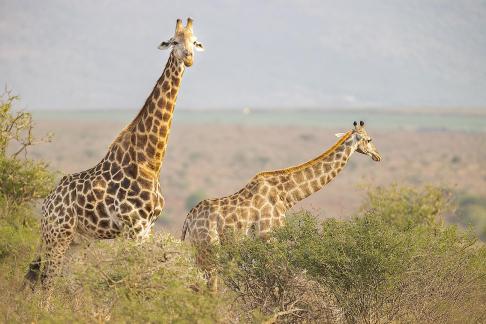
left=1, top=102, right=486, bottom=323
left=30, top=109, right=486, bottom=235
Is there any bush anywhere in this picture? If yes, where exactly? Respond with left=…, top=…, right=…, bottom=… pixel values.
left=218, top=186, right=486, bottom=323
left=1, top=234, right=230, bottom=323
left=452, top=193, right=486, bottom=240
left=185, top=189, right=206, bottom=211
left=0, top=92, right=229, bottom=322
left=0, top=90, right=56, bottom=209
left=0, top=156, right=55, bottom=207
left=1, top=91, right=484, bottom=322
left=219, top=227, right=339, bottom=323
left=65, top=234, right=226, bottom=323
left=0, top=91, right=56, bottom=263
left=0, top=202, right=40, bottom=262
left=360, top=184, right=452, bottom=230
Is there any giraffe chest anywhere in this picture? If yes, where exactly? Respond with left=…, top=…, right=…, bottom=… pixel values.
left=111, top=176, right=164, bottom=217
left=73, top=174, right=164, bottom=237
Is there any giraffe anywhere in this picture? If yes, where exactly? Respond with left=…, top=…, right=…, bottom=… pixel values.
left=181, top=121, right=381, bottom=289
left=25, top=18, right=204, bottom=291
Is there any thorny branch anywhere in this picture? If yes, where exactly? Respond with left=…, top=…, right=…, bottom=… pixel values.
left=0, top=89, right=53, bottom=159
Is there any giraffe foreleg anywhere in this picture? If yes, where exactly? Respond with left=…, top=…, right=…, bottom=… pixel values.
left=38, top=207, right=76, bottom=308
left=39, top=233, right=73, bottom=309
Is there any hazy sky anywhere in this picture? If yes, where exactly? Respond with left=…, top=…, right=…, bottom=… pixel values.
left=1, top=0, right=485, bottom=110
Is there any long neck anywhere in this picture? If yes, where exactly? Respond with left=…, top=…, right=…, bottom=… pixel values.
left=108, top=52, right=185, bottom=178
left=262, top=131, right=356, bottom=207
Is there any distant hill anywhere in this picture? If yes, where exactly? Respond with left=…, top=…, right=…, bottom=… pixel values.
left=1, top=0, right=485, bottom=110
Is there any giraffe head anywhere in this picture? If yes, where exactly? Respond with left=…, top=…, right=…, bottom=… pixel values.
left=350, top=121, right=382, bottom=161
left=158, top=17, right=204, bottom=67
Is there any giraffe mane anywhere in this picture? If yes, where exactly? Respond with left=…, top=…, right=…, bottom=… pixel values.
left=256, top=130, right=353, bottom=177
left=107, top=79, right=162, bottom=150
left=108, top=96, right=154, bottom=149
left=126, top=52, right=176, bottom=133
left=108, top=52, right=177, bottom=150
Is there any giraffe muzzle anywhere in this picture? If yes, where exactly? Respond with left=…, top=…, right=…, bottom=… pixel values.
left=183, top=53, right=193, bottom=67
left=371, top=152, right=382, bottom=162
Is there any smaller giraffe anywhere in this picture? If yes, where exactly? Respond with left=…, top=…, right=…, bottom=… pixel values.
left=182, top=121, right=381, bottom=288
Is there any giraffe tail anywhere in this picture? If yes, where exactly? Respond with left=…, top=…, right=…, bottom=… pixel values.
left=23, top=239, right=44, bottom=289
left=181, top=219, right=188, bottom=241
left=23, top=256, right=42, bottom=289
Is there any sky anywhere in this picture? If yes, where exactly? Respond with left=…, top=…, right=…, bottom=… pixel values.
left=0, top=0, right=485, bottom=110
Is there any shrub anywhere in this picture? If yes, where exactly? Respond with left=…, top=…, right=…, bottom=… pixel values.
left=0, top=93, right=231, bottom=322
left=360, top=184, right=452, bottom=230
left=185, top=189, right=206, bottom=211
left=65, top=234, right=226, bottom=323
left=218, top=186, right=486, bottom=323
left=0, top=90, right=56, bottom=209
left=1, top=91, right=484, bottom=322
left=0, top=201, right=39, bottom=262
left=218, top=227, right=338, bottom=323
left=1, top=234, right=230, bottom=323
left=0, top=156, right=55, bottom=207
left=0, top=91, right=56, bottom=263
left=282, top=212, right=485, bottom=323
left=453, top=193, right=486, bottom=240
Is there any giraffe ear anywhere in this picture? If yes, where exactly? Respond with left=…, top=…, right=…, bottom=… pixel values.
left=194, top=41, right=205, bottom=52
left=158, top=38, right=175, bottom=50
left=335, top=133, right=346, bottom=138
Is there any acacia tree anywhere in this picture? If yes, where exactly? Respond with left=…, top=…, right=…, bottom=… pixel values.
left=0, top=90, right=56, bottom=212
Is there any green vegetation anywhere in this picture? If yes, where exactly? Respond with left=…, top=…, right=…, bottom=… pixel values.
left=0, top=91, right=485, bottom=322
left=361, top=184, right=451, bottom=230
left=0, top=91, right=55, bottom=207
left=0, top=91, right=56, bottom=263
left=0, top=92, right=225, bottom=323
left=217, top=186, right=486, bottom=323
left=185, top=189, right=206, bottom=211
left=453, top=193, right=486, bottom=240
left=1, top=235, right=227, bottom=323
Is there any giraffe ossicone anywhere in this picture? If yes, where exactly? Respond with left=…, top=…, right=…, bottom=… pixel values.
left=181, top=121, right=381, bottom=289
left=25, top=18, right=204, bottom=293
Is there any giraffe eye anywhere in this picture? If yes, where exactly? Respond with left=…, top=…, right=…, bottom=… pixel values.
left=368, top=138, right=372, bottom=143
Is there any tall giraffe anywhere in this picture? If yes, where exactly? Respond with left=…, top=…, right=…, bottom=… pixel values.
left=25, top=18, right=204, bottom=290
left=182, top=121, right=381, bottom=288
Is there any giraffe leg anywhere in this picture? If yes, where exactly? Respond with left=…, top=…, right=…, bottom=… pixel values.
left=39, top=211, right=75, bottom=309
left=64, top=233, right=91, bottom=266
left=195, top=242, right=219, bottom=292
left=39, top=235, right=73, bottom=309
left=207, top=269, right=219, bottom=292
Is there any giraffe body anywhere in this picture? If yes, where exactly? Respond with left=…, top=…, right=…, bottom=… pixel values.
left=26, top=18, right=204, bottom=292
left=182, top=132, right=355, bottom=244
left=182, top=122, right=381, bottom=287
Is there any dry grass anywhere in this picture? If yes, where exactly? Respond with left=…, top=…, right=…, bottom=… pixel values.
left=1, top=233, right=230, bottom=323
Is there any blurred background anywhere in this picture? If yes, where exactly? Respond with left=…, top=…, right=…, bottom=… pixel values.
left=1, top=0, right=485, bottom=235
